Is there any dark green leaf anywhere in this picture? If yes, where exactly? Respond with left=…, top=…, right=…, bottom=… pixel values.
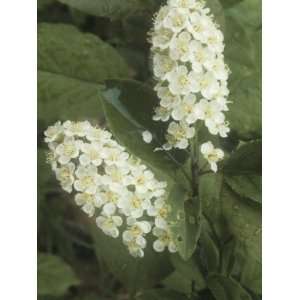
left=167, top=184, right=201, bottom=261
left=219, top=0, right=244, bottom=9
left=225, top=0, right=262, bottom=30
left=58, top=0, right=147, bottom=19
left=225, top=175, right=262, bottom=203
left=37, top=253, right=80, bottom=296
left=90, top=224, right=173, bottom=293
left=199, top=220, right=221, bottom=273
left=163, top=271, right=193, bottom=295
left=102, top=79, right=188, bottom=181
left=137, top=289, right=189, bottom=300
left=200, top=174, right=261, bottom=292
left=38, top=23, right=130, bottom=129
left=38, top=0, right=55, bottom=11
left=227, top=74, right=262, bottom=141
left=207, top=274, right=252, bottom=300
left=221, top=185, right=261, bottom=263
left=170, top=254, right=206, bottom=292
left=223, top=141, right=262, bottom=175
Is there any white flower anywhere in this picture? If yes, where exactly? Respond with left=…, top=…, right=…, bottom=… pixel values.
left=102, top=165, right=131, bottom=193
left=153, top=227, right=177, bottom=253
left=55, top=163, right=75, bottom=193
left=147, top=198, right=170, bottom=229
left=187, top=12, right=213, bottom=42
left=206, top=28, right=224, bottom=54
left=169, top=0, right=196, bottom=9
left=142, top=131, right=153, bottom=144
left=152, top=28, right=174, bottom=50
left=63, top=120, right=91, bottom=137
left=123, top=218, right=152, bottom=257
left=164, top=8, right=189, bottom=33
left=55, top=137, right=82, bottom=164
left=169, top=66, right=192, bottom=95
left=196, top=99, right=225, bottom=134
left=119, top=192, right=151, bottom=219
left=45, top=121, right=173, bottom=258
left=190, top=40, right=215, bottom=73
left=165, top=121, right=195, bottom=149
left=190, top=71, right=220, bottom=99
left=170, top=31, right=192, bottom=62
left=171, top=94, right=200, bottom=124
left=153, top=53, right=176, bottom=80
left=102, top=147, right=130, bottom=167
left=154, top=6, right=171, bottom=30
left=98, top=187, right=123, bottom=216
left=96, top=214, right=123, bottom=238
left=151, top=1, right=230, bottom=151
left=44, top=121, right=63, bottom=143
left=86, top=126, right=112, bottom=143
left=200, top=141, right=224, bottom=172
left=131, top=168, right=156, bottom=193
left=153, top=106, right=171, bottom=122
left=79, top=142, right=103, bottom=166
left=74, top=165, right=101, bottom=194
left=75, top=192, right=103, bottom=217
left=157, top=86, right=181, bottom=109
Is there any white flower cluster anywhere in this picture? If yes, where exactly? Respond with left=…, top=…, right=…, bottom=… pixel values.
left=44, top=121, right=177, bottom=257
left=150, top=0, right=230, bottom=168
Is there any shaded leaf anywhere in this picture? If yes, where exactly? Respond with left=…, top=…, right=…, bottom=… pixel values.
left=207, top=274, right=252, bottom=300
left=227, top=74, right=262, bottom=141
left=38, top=23, right=130, bottom=129
left=223, top=141, right=262, bottom=175
left=169, top=254, right=206, bottom=292
left=102, top=79, right=188, bottom=181
left=225, top=175, right=262, bottom=203
left=90, top=224, right=173, bottom=293
left=37, top=253, right=80, bottom=296
left=137, top=288, right=189, bottom=300
left=167, top=184, right=201, bottom=261
left=58, top=0, right=147, bottom=19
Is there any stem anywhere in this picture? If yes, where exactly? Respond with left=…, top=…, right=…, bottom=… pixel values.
left=153, top=136, right=193, bottom=184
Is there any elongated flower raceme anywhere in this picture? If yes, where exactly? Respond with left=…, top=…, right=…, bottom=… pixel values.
left=149, top=0, right=230, bottom=170
left=44, top=121, right=177, bottom=257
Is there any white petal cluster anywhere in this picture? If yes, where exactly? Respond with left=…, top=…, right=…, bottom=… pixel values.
left=44, top=121, right=177, bottom=257
left=200, top=141, right=224, bottom=172
left=150, top=0, right=230, bottom=151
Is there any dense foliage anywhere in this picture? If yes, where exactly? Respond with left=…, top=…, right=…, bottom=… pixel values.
left=37, top=0, right=261, bottom=299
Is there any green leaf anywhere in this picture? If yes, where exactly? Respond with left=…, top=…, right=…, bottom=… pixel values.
left=219, top=0, right=244, bottom=9
left=169, top=254, right=206, bottom=292
left=227, top=74, right=262, bottom=141
left=38, top=0, right=54, bottom=11
left=200, top=174, right=261, bottom=292
left=37, top=253, right=80, bottom=296
left=225, top=0, right=262, bottom=30
left=234, top=243, right=262, bottom=295
left=90, top=224, right=173, bottom=293
left=225, top=175, right=262, bottom=203
left=206, top=0, right=226, bottom=31
left=102, top=79, right=188, bottom=181
left=163, top=272, right=193, bottom=295
left=137, top=289, right=189, bottom=300
left=223, top=140, right=262, bottom=175
left=224, top=3, right=261, bottom=141
left=207, top=274, right=252, bottom=300
left=38, top=23, right=130, bottom=128
left=167, top=184, right=201, bottom=261
left=199, top=220, right=221, bottom=273
left=58, top=0, right=147, bottom=19
left=221, top=185, right=261, bottom=263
